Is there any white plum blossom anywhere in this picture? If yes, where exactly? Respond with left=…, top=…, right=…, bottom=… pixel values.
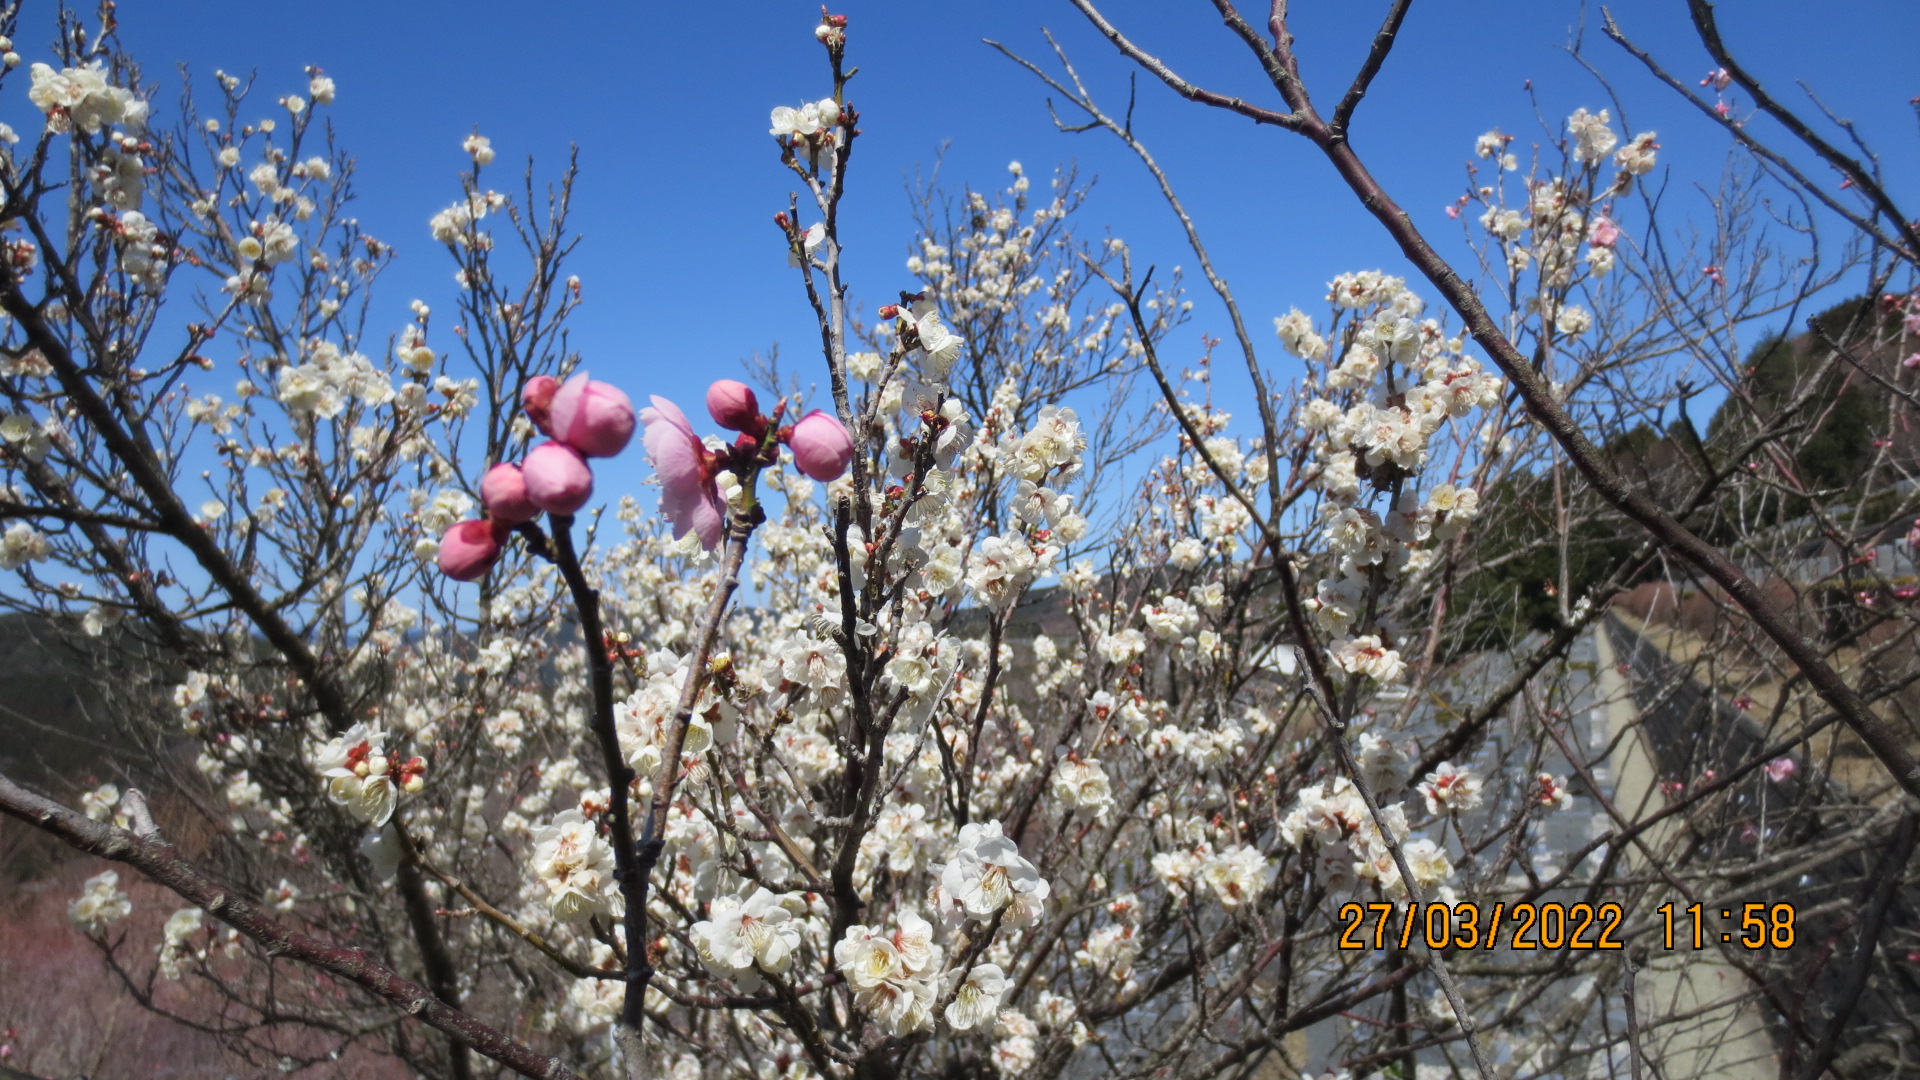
left=932, top=819, right=1049, bottom=925
left=835, top=914, right=943, bottom=1036
left=966, top=532, right=1041, bottom=609
left=429, top=191, right=507, bottom=246
left=1536, top=772, right=1574, bottom=810
left=0, top=522, right=52, bottom=571
left=530, top=809, right=619, bottom=922
left=691, top=888, right=803, bottom=986
left=1401, top=837, right=1453, bottom=891
left=156, top=908, right=204, bottom=980
left=80, top=783, right=121, bottom=823
left=69, top=870, right=132, bottom=931
left=29, top=62, right=145, bottom=134
left=1555, top=304, right=1592, bottom=337
left=1419, top=763, right=1485, bottom=815
left=769, top=98, right=839, bottom=139
left=945, top=963, right=1009, bottom=1030
left=1168, top=537, right=1207, bottom=569
left=1200, top=844, right=1274, bottom=908
left=788, top=221, right=826, bottom=268
left=908, top=295, right=966, bottom=379
left=1613, top=132, right=1659, bottom=179
left=1075, top=921, right=1142, bottom=979
left=1050, top=756, right=1113, bottom=817
left=1566, top=108, right=1618, bottom=164
left=276, top=341, right=395, bottom=419
left=1330, top=635, right=1407, bottom=684
left=309, top=723, right=414, bottom=827
left=1274, top=307, right=1330, bottom=361
left=1356, top=732, right=1410, bottom=794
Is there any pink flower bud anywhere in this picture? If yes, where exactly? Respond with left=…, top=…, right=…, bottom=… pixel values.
left=788, top=409, right=854, bottom=481
left=522, top=376, right=560, bottom=434
left=522, top=441, right=595, bottom=515
left=707, top=380, right=762, bottom=432
left=548, top=373, right=636, bottom=458
left=480, top=462, right=539, bottom=525
left=437, top=519, right=504, bottom=582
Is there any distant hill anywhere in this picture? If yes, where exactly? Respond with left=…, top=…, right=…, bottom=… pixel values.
left=0, top=613, right=136, bottom=784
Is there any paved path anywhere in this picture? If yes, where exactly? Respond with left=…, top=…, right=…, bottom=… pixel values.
left=1593, top=627, right=1778, bottom=1080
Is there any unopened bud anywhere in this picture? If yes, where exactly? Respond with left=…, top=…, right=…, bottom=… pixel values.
left=707, top=379, right=763, bottom=432
left=522, top=375, right=559, bottom=434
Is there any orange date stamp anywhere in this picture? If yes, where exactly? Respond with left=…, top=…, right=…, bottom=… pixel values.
left=1338, top=901, right=1625, bottom=951
left=1336, top=900, right=1798, bottom=950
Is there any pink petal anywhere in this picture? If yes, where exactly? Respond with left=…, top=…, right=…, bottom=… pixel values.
left=549, top=373, right=592, bottom=444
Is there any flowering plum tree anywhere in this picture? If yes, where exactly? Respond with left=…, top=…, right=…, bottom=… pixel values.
left=1, top=5, right=1917, bottom=1080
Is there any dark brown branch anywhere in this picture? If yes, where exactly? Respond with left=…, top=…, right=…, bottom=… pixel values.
left=393, top=823, right=472, bottom=1080
left=546, top=513, right=651, bottom=1070
left=1315, top=127, right=1920, bottom=799
left=1330, top=0, right=1414, bottom=134
left=1040, top=6, right=1300, bottom=130
left=617, top=515, right=754, bottom=1073
left=1794, top=808, right=1918, bottom=1080
left=0, top=284, right=356, bottom=729
left=1599, top=9, right=1916, bottom=264
left=1682, top=0, right=1920, bottom=262
left=1121, top=0, right=1920, bottom=803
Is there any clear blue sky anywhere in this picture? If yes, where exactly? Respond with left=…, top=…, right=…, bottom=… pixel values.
left=19, top=0, right=1920, bottom=449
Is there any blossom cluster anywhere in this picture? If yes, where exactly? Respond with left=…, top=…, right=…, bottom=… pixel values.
left=9, top=14, right=1681, bottom=1079
left=438, top=372, right=636, bottom=580
left=1283, top=271, right=1503, bottom=685
left=309, top=722, right=425, bottom=828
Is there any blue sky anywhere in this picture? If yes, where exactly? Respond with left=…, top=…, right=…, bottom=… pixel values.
left=20, top=0, right=1920, bottom=451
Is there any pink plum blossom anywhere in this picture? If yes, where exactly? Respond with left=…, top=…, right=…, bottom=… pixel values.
left=641, top=396, right=725, bottom=549
left=438, top=519, right=506, bottom=581
left=1764, top=757, right=1796, bottom=783
left=707, top=380, right=763, bottom=433
left=548, top=373, right=636, bottom=458
left=480, top=463, right=539, bottom=525
left=522, top=441, right=595, bottom=515
left=1589, top=215, right=1620, bottom=248
left=522, top=375, right=559, bottom=435
left=789, top=409, right=854, bottom=481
